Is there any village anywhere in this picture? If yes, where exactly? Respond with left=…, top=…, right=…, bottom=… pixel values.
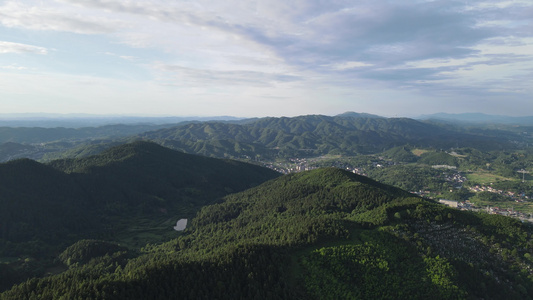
left=468, top=184, right=529, bottom=202
left=259, top=155, right=533, bottom=223
left=439, top=199, right=533, bottom=223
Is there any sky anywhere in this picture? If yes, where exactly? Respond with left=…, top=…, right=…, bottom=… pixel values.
left=0, top=0, right=532, bottom=118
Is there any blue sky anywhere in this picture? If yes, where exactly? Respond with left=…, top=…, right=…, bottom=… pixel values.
left=0, top=0, right=532, bottom=118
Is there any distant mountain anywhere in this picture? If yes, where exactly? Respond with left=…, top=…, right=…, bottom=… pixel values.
left=3, top=168, right=531, bottom=299
left=0, top=113, right=529, bottom=164
left=0, top=123, right=186, bottom=162
left=0, top=124, right=178, bottom=144
left=418, top=113, right=533, bottom=125
left=335, top=111, right=384, bottom=119
left=140, top=114, right=515, bottom=159
left=0, top=142, right=40, bottom=161
left=0, top=114, right=242, bottom=128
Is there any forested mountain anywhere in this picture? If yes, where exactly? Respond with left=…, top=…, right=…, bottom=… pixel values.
left=2, top=168, right=532, bottom=299
left=0, top=123, right=179, bottom=162
left=141, top=114, right=516, bottom=159
left=0, top=115, right=241, bottom=128
left=419, top=113, right=533, bottom=125
left=1, top=113, right=528, bottom=163
left=0, top=124, right=177, bottom=144
left=0, top=141, right=280, bottom=290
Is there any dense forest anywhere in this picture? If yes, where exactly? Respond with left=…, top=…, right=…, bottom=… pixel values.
left=0, top=141, right=279, bottom=291
left=1, top=163, right=532, bottom=299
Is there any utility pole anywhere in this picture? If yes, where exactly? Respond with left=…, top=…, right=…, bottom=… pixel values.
left=517, top=169, right=529, bottom=183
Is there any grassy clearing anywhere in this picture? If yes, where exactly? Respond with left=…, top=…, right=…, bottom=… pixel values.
left=110, top=214, right=190, bottom=249
left=412, top=149, right=430, bottom=157
left=449, top=152, right=467, bottom=158
left=466, top=172, right=514, bottom=184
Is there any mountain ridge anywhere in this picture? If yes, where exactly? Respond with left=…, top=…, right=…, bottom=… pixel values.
left=1, top=112, right=528, bottom=162
left=140, top=114, right=514, bottom=159
left=418, top=112, right=533, bottom=125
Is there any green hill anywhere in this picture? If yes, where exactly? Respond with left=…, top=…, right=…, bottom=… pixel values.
left=0, top=141, right=280, bottom=290
left=2, top=168, right=531, bottom=299
left=381, top=145, right=419, bottom=162
left=48, top=141, right=279, bottom=209
left=419, top=151, right=458, bottom=166
left=0, top=158, right=94, bottom=243
left=58, top=239, right=129, bottom=266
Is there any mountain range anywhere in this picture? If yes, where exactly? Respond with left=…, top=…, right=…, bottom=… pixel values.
left=418, top=113, right=533, bottom=125
left=1, top=141, right=532, bottom=299
left=140, top=114, right=522, bottom=158
left=1, top=112, right=531, bottom=163
left=0, top=114, right=241, bottom=128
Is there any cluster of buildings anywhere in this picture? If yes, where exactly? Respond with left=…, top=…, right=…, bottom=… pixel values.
left=438, top=199, right=533, bottom=222
left=261, top=157, right=368, bottom=175
left=469, top=185, right=528, bottom=202
left=442, top=172, right=467, bottom=187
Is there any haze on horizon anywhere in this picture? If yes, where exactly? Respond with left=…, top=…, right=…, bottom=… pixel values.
left=1, top=0, right=532, bottom=118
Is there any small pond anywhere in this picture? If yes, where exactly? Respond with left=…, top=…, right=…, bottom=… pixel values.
left=173, top=219, right=188, bottom=231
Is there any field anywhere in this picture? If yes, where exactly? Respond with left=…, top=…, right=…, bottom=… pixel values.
left=111, top=215, right=188, bottom=248
left=465, top=172, right=514, bottom=185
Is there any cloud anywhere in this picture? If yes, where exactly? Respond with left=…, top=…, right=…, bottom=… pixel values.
left=274, top=2, right=491, bottom=67
left=1, top=64, right=28, bottom=70
left=0, top=0, right=532, bottom=116
left=326, top=61, right=374, bottom=71
left=153, top=63, right=300, bottom=87
left=103, top=52, right=138, bottom=61
left=0, top=1, right=122, bottom=34
left=0, top=41, right=48, bottom=54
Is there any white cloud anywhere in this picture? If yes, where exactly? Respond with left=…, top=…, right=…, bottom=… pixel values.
left=466, top=0, right=533, bottom=10
left=1, top=64, right=28, bottom=70
left=0, top=1, right=123, bottom=34
left=0, top=41, right=48, bottom=54
left=327, top=61, right=374, bottom=71
left=473, top=37, right=533, bottom=56
left=153, top=63, right=300, bottom=87
left=103, top=52, right=137, bottom=61
left=0, top=0, right=532, bottom=116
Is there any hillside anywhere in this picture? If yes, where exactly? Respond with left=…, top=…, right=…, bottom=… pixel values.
left=0, top=141, right=280, bottom=290
left=140, top=114, right=515, bottom=159
left=2, top=168, right=531, bottom=299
